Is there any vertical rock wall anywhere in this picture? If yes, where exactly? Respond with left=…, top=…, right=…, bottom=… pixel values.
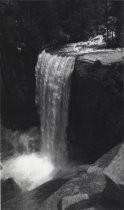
left=67, top=54, right=124, bottom=162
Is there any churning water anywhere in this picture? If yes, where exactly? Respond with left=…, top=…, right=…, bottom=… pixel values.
left=2, top=153, right=55, bottom=191
left=2, top=50, right=75, bottom=191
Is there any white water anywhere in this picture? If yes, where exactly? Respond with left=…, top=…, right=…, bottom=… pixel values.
left=2, top=153, right=55, bottom=191
left=2, top=50, right=75, bottom=191
left=35, top=50, right=75, bottom=166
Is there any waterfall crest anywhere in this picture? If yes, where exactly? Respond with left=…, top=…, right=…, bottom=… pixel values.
left=35, top=50, right=75, bottom=166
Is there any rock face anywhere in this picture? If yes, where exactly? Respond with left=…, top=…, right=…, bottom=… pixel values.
left=67, top=50, right=124, bottom=162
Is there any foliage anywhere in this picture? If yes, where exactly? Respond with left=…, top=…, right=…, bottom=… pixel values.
left=0, top=0, right=124, bottom=50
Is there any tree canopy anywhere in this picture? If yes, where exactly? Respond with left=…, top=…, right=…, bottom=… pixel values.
left=0, top=0, right=124, bottom=51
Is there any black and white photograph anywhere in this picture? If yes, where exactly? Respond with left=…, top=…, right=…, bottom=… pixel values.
left=0, top=0, right=124, bottom=209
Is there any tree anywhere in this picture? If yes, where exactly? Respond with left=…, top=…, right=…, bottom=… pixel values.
left=110, top=1, right=124, bottom=47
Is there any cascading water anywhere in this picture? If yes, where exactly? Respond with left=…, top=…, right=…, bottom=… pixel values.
left=1, top=50, right=75, bottom=191
left=35, top=50, right=75, bottom=166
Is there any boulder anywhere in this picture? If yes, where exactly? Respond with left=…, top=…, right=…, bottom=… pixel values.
left=94, top=143, right=121, bottom=169
left=1, top=178, right=21, bottom=203
left=40, top=167, right=106, bottom=210
left=102, top=143, right=124, bottom=207
left=104, top=143, right=124, bottom=186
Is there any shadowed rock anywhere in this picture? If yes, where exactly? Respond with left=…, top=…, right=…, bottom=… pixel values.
left=103, top=143, right=124, bottom=208
left=68, top=49, right=124, bottom=162
left=1, top=178, right=21, bottom=203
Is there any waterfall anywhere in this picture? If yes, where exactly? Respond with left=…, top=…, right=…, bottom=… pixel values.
left=1, top=50, right=75, bottom=191
left=35, top=50, right=75, bottom=166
